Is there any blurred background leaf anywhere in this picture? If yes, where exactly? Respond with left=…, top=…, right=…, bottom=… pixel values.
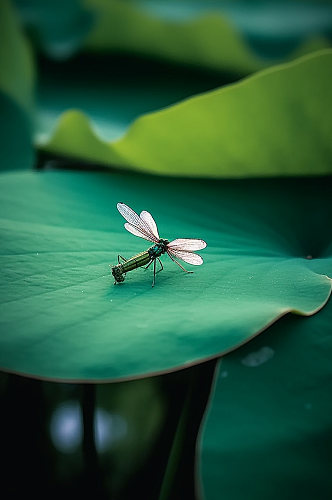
left=84, top=0, right=263, bottom=75
left=0, top=0, right=34, bottom=110
left=6, top=0, right=331, bottom=178
left=0, top=0, right=35, bottom=170
left=13, top=0, right=332, bottom=72
left=40, top=50, right=332, bottom=177
left=34, top=54, right=226, bottom=149
left=0, top=169, right=330, bottom=381
left=200, top=290, right=332, bottom=499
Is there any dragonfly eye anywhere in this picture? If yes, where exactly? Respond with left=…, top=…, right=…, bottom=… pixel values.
left=159, top=238, right=169, bottom=246
left=158, top=239, right=169, bottom=253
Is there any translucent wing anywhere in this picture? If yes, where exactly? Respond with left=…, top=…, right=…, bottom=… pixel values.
left=140, top=210, right=159, bottom=240
left=167, top=238, right=207, bottom=251
left=124, top=223, right=154, bottom=243
left=117, top=202, right=159, bottom=242
left=167, top=248, right=203, bottom=265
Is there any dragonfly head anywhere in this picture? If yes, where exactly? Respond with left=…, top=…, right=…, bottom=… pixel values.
left=158, top=238, right=169, bottom=253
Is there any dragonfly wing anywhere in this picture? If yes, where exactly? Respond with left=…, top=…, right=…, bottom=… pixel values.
left=124, top=223, right=154, bottom=242
left=167, top=248, right=203, bottom=265
left=140, top=210, right=160, bottom=240
left=117, top=202, right=158, bottom=242
left=167, top=238, right=207, bottom=251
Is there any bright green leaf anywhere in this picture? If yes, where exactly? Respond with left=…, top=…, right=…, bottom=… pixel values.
left=35, top=54, right=226, bottom=145
left=41, top=50, right=332, bottom=178
left=200, top=290, right=332, bottom=499
left=85, top=0, right=332, bottom=73
left=0, top=170, right=331, bottom=381
left=13, top=0, right=332, bottom=73
left=85, top=0, right=262, bottom=75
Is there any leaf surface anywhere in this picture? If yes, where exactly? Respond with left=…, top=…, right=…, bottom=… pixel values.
left=0, top=170, right=331, bottom=381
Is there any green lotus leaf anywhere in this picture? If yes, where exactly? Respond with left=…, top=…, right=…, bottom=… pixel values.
left=0, top=0, right=34, bottom=111
left=200, top=286, right=332, bottom=499
left=41, top=50, right=332, bottom=178
left=85, top=0, right=262, bottom=75
left=35, top=53, right=224, bottom=147
left=85, top=0, right=332, bottom=73
left=0, top=169, right=331, bottom=381
left=13, top=0, right=332, bottom=72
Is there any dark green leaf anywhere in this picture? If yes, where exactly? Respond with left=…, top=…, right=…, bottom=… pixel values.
left=0, top=92, right=34, bottom=170
left=199, top=293, right=332, bottom=499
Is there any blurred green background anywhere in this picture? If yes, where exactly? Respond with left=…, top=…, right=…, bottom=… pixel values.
left=1, top=1, right=332, bottom=499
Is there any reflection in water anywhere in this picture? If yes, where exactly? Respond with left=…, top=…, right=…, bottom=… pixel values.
left=50, top=401, right=127, bottom=454
left=50, top=401, right=82, bottom=453
left=95, top=408, right=128, bottom=453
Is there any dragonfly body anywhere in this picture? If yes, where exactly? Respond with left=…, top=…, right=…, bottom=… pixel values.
left=111, top=203, right=206, bottom=286
left=112, top=239, right=169, bottom=284
left=112, top=251, right=150, bottom=282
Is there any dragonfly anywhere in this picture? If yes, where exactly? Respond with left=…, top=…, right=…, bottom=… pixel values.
left=111, top=203, right=207, bottom=287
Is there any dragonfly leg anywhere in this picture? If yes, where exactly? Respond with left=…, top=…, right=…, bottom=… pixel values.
left=156, top=257, right=163, bottom=273
left=118, top=255, right=127, bottom=264
left=167, top=252, right=193, bottom=274
left=144, top=259, right=153, bottom=270
left=152, top=259, right=156, bottom=287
